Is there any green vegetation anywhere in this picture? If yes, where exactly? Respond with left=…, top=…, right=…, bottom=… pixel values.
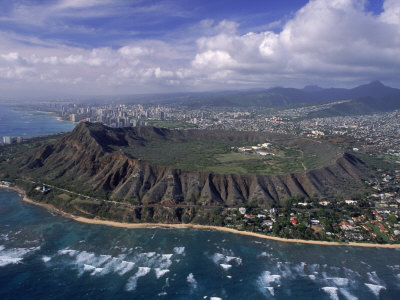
left=119, top=133, right=341, bottom=175
left=0, top=134, right=64, bottom=162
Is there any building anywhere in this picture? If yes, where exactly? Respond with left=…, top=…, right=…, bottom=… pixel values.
left=2, top=136, right=11, bottom=144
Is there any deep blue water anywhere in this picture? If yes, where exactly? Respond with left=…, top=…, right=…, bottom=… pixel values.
left=0, top=104, right=400, bottom=299
left=1, top=190, right=400, bottom=299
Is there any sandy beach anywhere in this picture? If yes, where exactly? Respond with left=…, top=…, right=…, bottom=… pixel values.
left=2, top=185, right=400, bottom=249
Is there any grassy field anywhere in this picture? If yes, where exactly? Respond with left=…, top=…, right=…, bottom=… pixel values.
left=121, top=135, right=338, bottom=175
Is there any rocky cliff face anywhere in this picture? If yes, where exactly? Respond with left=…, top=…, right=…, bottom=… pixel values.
left=17, top=122, right=368, bottom=207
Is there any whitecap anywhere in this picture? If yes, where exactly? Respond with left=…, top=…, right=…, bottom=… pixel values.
left=42, top=256, right=51, bottom=263
left=0, top=246, right=40, bottom=267
left=187, top=273, right=198, bottom=289
left=125, top=267, right=151, bottom=291
left=91, top=267, right=104, bottom=275
left=162, top=254, right=173, bottom=260
left=0, top=256, right=23, bottom=267
left=321, top=287, right=339, bottom=300
left=173, top=247, right=185, bottom=255
left=83, top=264, right=96, bottom=272
left=210, top=297, right=222, bottom=300
left=308, top=275, right=316, bottom=280
left=267, top=287, right=275, bottom=296
left=258, top=271, right=281, bottom=286
left=276, top=261, right=292, bottom=279
left=58, top=249, right=78, bottom=256
left=154, top=268, right=170, bottom=279
left=366, top=271, right=383, bottom=285
left=75, top=251, right=96, bottom=265
left=212, top=253, right=225, bottom=265
left=146, top=252, right=156, bottom=258
left=339, top=288, right=358, bottom=300
left=364, top=283, right=386, bottom=297
left=326, top=277, right=349, bottom=287
left=226, top=256, right=242, bottom=265
left=115, top=261, right=135, bottom=275
left=220, top=264, right=232, bottom=270
left=257, top=271, right=281, bottom=296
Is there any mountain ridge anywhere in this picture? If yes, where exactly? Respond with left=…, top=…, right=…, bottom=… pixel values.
left=177, top=81, right=400, bottom=108
left=5, top=122, right=369, bottom=208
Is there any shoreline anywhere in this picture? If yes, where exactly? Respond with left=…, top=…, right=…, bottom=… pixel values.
left=2, top=186, right=400, bottom=249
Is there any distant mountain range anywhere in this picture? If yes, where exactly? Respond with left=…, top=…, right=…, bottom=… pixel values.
left=174, top=81, right=400, bottom=112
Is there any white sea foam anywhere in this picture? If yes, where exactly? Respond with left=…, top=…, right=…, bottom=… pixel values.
left=162, top=254, right=173, bottom=260
left=125, top=267, right=151, bottom=291
left=83, top=264, right=103, bottom=275
left=0, top=256, right=23, bottom=266
left=258, top=271, right=281, bottom=285
left=276, top=261, right=292, bottom=279
left=115, top=261, right=135, bottom=275
left=0, top=246, right=5, bottom=251
left=326, top=277, right=349, bottom=287
left=257, top=271, right=281, bottom=295
left=366, top=271, right=382, bottom=285
left=364, top=283, right=386, bottom=297
left=146, top=252, right=156, bottom=258
left=267, top=287, right=275, bottom=296
left=308, top=275, right=316, bottom=280
left=339, top=288, right=358, bottom=300
left=259, top=252, right=271, bottom=258
left=154, top=268, right=170, bottom=279
left=226, top=275, right=232, bottom=279
left=187, top=273, right=198, bottom=289
left=0, top=234, right=9, bottom=241
left=58, top=249, right=78, bottom=256
left=0, top=246, right=40, bottom=267
left=42, top=256, right=51, bottom=263
left=158, top=255, right=173, bottom=269
left=173, top=247, right=185, bottom=255
left=225, top=256, right=242, bottom=265
left=76, top=251, right=96, bottom=265
left=321, top=287, right=339, bottom=300
left=210, top=297, right=222, bottom=300
left=293, top=262, right=306, bottom=274
left=220, top=264, right=232, bottom=270
left=212, top=253, right=225, bottom=264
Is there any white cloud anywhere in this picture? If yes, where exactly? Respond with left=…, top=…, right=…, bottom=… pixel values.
left=192, top=50, right=236, bottom=69
left=189, top=0, right=400, bottom=87
left=1, top=0, right=400, bottom=98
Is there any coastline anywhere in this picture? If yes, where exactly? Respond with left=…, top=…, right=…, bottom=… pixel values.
left=2, top=186, right=400, bottom=249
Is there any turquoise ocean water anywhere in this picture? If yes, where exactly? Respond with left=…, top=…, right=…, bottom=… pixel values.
left=0, top=105, right=399, bottom=299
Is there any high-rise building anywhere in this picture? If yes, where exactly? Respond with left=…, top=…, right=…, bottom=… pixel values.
left=2, top=136, right=11, bottom=144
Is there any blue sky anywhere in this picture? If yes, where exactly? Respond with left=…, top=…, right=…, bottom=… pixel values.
left=0, top=0, right=398, bottom=98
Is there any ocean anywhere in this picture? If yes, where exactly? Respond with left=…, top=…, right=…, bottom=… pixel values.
left=0, top=105, right=400, bottom=299
left=0, top=104, right=76, bottom=141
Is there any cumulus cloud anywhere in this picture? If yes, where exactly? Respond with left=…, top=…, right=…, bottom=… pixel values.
left=1, top=0, right=400, bottom=98
left=189, top=0, right=400, bottom=87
